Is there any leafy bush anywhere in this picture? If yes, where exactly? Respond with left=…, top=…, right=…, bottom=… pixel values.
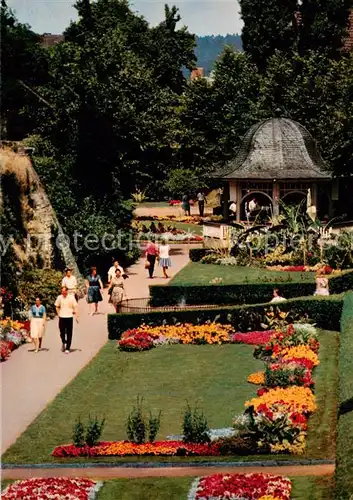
left=149, top=282, right=316, bottom=307
left=126, top=397, right=161, bottom=444
left=264, top=365, right=307, bottom=388
left=189, top=248, right=208, bottom=262
left=108, top=295, right=343, bottom=340
left=71, top=416, right=105, bottom=447
left=215, top=435, right=266, bottom=455
left=18, top=268, right=62, bottom=318
left=86, top=415, right=105, bottom=447
left=336, top=292, right=353, bottom=499
left=182, top=404, right=210, bottom=444
left=72, top=418, right=85, bottom=448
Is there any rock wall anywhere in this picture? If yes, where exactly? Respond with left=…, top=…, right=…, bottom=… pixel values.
left=0, top=149, right=84, bottom=288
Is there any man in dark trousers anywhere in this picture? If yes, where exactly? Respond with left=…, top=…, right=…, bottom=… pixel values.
left=55, top=286, right=79, bottom=354
left=197, top=191, right=205, bottom=217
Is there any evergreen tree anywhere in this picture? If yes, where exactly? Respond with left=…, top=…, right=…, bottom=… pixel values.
left=239, top=0, right=298, bottom=70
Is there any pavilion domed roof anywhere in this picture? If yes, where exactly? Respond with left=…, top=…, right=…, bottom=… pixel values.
left=219, top=118, right=331, bottom=180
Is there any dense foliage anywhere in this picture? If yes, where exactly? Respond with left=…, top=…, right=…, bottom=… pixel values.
left=195, top=34, right=242, bottom=74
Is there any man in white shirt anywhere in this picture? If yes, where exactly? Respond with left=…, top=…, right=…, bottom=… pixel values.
left=62, top=268, right=78, bottom=300
left=248, top=197, right=257, bottom=213
left=108, top=260, right=124, bottom=285
left=197, top=192, right=205, bottom=217
left=55, top=286, right=79, bottom=353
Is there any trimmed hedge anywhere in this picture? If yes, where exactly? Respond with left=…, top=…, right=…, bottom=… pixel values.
left=108, top=295, right=343, bottom=340
left=150, top=282, right=316, bottom=307
left=189, top=248, right=207, bottom=262
left=336, top=291, right=353, bottom=499
left=149, top=270, right=353, bottom=307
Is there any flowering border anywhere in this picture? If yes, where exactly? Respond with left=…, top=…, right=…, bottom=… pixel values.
left=186, top=473, right=292, bottom=500
left=1, top=477, right=103, bottom=500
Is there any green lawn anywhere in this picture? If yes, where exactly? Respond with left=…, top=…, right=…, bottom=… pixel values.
left=97, top=475, right=334, bottom=500
left=3, top=331, right=338, bottom=465
left=2, top=343, right=263, bottom=464
left=170, top=262, right=315, bottom=285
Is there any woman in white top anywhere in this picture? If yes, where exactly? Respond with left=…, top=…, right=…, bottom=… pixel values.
left=62, top=268, right=78, bottom=300
left=158, top=239, right=171, bottom=278
left=107, top=260, right=124, bottom=285
left=314, top=271, right=330, bottom=296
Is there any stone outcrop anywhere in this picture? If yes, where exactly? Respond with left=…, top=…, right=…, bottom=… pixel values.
left=0, top=148, right=83, bottom=287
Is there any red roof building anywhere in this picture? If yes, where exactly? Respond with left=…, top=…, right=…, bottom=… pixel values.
left=41, top=34, right=64, bottom=47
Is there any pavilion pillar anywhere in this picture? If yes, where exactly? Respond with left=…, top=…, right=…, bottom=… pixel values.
left=272, top=181, right=280, bottom=217
left=223, top=182, right=230, bottom=220
left=236, top=182, right=242, bottom=222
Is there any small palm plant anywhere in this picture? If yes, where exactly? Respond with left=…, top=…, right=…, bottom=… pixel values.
left=132, top=190, right=147, bottom=204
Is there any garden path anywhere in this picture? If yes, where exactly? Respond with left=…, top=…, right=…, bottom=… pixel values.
left=1, top=463, right=334, bottom=480
left=1, top=244, right=194, bottom=454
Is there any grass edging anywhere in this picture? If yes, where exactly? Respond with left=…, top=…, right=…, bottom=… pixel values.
left=335, top=291, right=353, bottom=499
left=1, top=458, right=335, bottom=469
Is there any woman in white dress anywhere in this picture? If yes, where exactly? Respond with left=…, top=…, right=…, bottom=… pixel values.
left=29, top=297, right=46, bottom=353
left=108, top=268, right=127, bottom=313
left=158, top=239, right=172, bottom=278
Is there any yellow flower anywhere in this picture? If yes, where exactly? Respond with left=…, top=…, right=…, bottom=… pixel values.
left=282, top=345, right=319, bottom=366
left=245, top=386, right=317, bottom=413
left=247, top=371, right=265, bottom=385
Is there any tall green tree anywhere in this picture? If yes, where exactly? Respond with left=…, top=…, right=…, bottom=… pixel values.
left=298, top=0, right=353, bottom=58
left=0, top=0, right=47, bottom=139
left=239, top=0, right=298, bottom=70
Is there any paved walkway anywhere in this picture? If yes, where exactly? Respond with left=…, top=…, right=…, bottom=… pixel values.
left=1, top=464, right=334, bottom=480
left=1, top=244, right=194, bottom=454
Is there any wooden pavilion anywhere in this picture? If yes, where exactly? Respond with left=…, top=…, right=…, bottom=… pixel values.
left=216, top=118, right=332, bottom=221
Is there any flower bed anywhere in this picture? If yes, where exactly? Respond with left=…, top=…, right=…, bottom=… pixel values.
left=2, top=478, right=103, bottom=499
left=0, top=318, right=30, bottom=361
left=232, top=331, right=275, bottom=345
left=187, top=473, right=292, bottom=500
left=118, top=323, right=235, bottom=351
left=52, top=440, right=221, bottom=458
left=139, top=230, right=203, bottom=242
left=234, top=323, right=320, bottom=454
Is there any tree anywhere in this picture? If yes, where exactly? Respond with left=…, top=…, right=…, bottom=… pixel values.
left=298, top=0, right=353, bottom=58
left=166, top=168, right=205, bottom=199
left=0, top=0, right=47, bottom=139
left=239, top=0, right=298, bottom=70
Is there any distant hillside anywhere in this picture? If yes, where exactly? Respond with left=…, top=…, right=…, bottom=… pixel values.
left=195, top=34, right=242, bottom=74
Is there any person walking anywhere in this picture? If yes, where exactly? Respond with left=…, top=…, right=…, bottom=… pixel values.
left=62, top=267, right=78, bottom=301
left=145, top=239, right=159, bottom=279
left=85, top=267, right=104, bottom=315
left=55, top=286, right=78, bottom=354
left=107, top=260, right=124, bottom=286
left=182, top=194, right=191, bottom=216
left=108, top=268, right=127, bottom=313
left=29, top=297, right=46, bottom=353
left=159, top=239, right=172, bottom=278
left=197, top=191, right=205, bottom=217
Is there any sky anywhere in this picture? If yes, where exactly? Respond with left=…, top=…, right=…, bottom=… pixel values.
left=7, top=0, right=243, bottom=36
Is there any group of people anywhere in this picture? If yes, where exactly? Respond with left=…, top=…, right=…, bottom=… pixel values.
left=28, top=260, right=129, bottom=355
left=182, top=192, right=206, bottom=217
left=145, top=239, right=172, bottom=279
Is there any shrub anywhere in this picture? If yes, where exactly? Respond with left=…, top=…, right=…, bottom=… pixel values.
left=182, top=404, right=210, bottom=444
left=149, top=282, right=316, bottom=307
left=108, top=296, right=343, bottom=340
left=126, top=397, right=161, bottom=444
left=148, top=411, right=162, bottom=443
left=335, top=291, right=353, bottom=499
left=72, top=417, right=85, bottom=448
left=85, top=415, right=105, bottom=447
left=17, top=268, right=62, bottom=318
left=215, top=435, right=266, bottom=456
left=189, top=248, right=208, bottom=262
